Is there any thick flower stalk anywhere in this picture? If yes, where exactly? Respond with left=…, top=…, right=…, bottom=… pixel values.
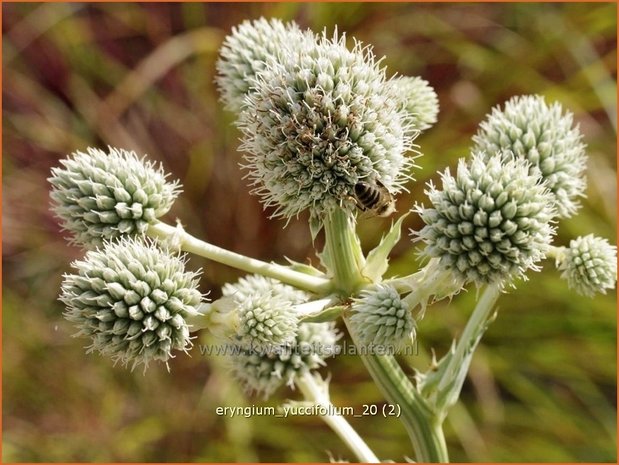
left=238, top=31, right=415, bottom=222
left=49, top=147, right=180, bottom=248
left=60, top=237, right=204, bottom=369
left=473, top=95, right=587, bottom=218
left=349, top=285, right=416, bottom=352
left=416, top=151, right=556, bottom=286
left=391, top=76, right=439, bottom=133
left=228, top=322, right=340, bottom=399
left=557, top=235, right=617, bottom=297
left=222, top=274, right=308, bottom=351
left=216, top=18, right=314, bottom=112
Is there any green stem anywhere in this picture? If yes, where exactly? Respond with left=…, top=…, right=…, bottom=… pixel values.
left=344, top=318, right=450, bottom=463
left=322, top=209, right=365, bottom=294
left=147, top=221, right=331, bottom=295
left=435, top=285, right=501, bottom=409
left=296, top=373, right=380, bottom=463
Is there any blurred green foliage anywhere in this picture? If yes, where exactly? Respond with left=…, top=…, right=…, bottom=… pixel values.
left=3, top=2, right=616, bottom=462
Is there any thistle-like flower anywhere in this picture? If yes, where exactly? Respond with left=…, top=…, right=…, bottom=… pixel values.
left=473, top=95, right=587, bottom=218
left=60, top=237, right=203, bottom=369
left=238, top=31, right=414, bottom=221
left=222, top=274, right=306, bottom=351
left=391, top=76, right=439, bottom=133
left=216, top=18, right=314, bottom=112
left=228, top=322, right=340, bottom=399
left=349, top=285, right=415, bottom=352
left=49, top=147, right=180, bottom=248
left=415, top=151, right=556, bottom=286
left=557, top=235, right=617, bottom=297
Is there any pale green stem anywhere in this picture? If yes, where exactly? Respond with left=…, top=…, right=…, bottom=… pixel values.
left=295, top=373, right=380, bottom=463
left=147, top=221, right=331, bottom=295
left=546, top=245, right=567, bottom=261
left=322, top=209, right=448, bottom=462
left=322, top=209, right=366, bottom=294
left=344, top=318, right=449, bottom=463
left=432, top=284, right=501, bottom=417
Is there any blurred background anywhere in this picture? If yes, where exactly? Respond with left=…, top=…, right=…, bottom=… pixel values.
left=3, top=2, right=616, bottom=462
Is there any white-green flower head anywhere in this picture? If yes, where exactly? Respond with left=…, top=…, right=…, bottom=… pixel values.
left=558, top=235, right=617, bottom=297
left=222, top=274, right=306, bottom=352
left=49, top=147, right=180, bottom=248
left=350, top=285, right=415, bottom=352
left=229, top=322, right=340, bottom=399
left=473, top=95, right=587, bottom=218
left=60, top=237, right=203, bottom=369
left=216, top=18, right=314, bottom=113
left=391, top=76, right=439, bottom=133
left=416, top=151, right=556, bottom=286
left=222, top=274, right=307, bottom=304
left=238, top=31, right=415, bottom=221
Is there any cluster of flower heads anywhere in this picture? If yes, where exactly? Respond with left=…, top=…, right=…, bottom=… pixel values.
left=49, top=147, right=180, bottom=248
left=61, top=238, right=204, bottom=369
left=223, top=274, right=340, bottom=398
left=216, top=18, right=439, bottom=221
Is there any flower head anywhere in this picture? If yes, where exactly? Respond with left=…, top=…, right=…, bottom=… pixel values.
left=416, top=152, right=556, bottom=286
left=222, top=274, right=306, bottom=352
left=228, top=322, right=340, bottom=399
left=350, top=285, right=415, bottom=352
left=60, top=237, right=203, bottom=369
left=473, top=95, right=587, bottom=218
left=391, top=76, right=439, bottom=133
left=216, top=18, right=314, bottom=112
left=558, top=235, right=617, bottom=297
left=238, top=31, right=414, bottom=221
left=49, top=147, right=180, bottom=248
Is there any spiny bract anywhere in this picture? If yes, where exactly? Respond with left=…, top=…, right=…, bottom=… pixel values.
left=473, top=95, right=587, bottom=218
left=350, top=285, right=415, bottom=352
left=416, top=151, right=556, bottom=286
left=558, top=234, right=617, bottom=297
left=60, top=237, right=203, bottom=369
left=238, top=30, right=415, bottom=221
left=49, top=146, right=180, bottom=248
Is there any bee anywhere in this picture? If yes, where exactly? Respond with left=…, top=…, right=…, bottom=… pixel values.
left=352, top=179, right=396, bottom=217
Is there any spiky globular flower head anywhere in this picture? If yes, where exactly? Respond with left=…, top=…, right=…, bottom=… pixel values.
left=228, top=322, right=340, bottom=398
left=416, top=152, right=556, bottom=286
left=350, top=285, right=415, bottom=353
left=473, top=95, right=587, bottom=218
left=60, top=237, right=203, bottom=369
left=390, top=76, right=439, bottom=133
left=222, top=274, right=306, bottom=351
left=238, top=31, right=414, bottom=221
left=216, top=18, right=314, bottom=112
left=49, top=147, right=180, bottom=248
left=558, top=235, right=617, bottom=297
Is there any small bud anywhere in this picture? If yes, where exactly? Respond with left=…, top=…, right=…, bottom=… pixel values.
left=49, top=147, right=180, bottom=248
left=350, top=285, right=415, bottom=352
left=558, top=235, right=617, bottom=297
left=390, top=76, right=439, bottom=133
left=473, top=95, right=587, bottom=218
left=60, top=237, right=203, bottom=369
